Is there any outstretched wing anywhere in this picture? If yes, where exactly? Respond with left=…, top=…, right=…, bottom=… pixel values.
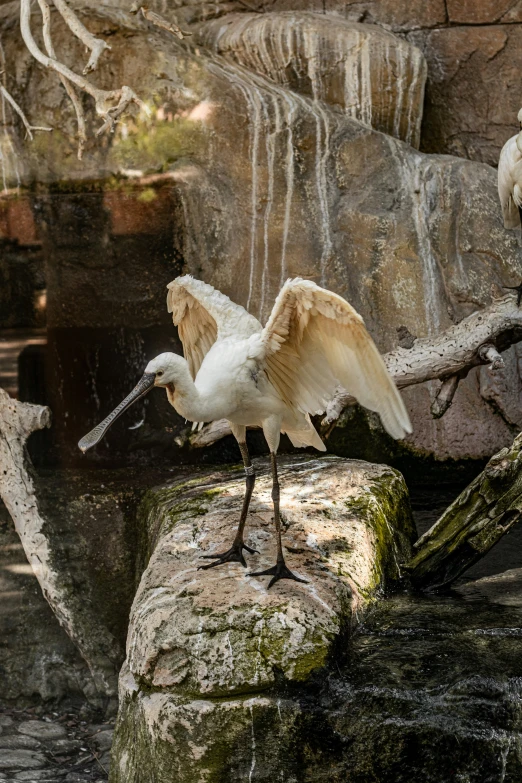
left=261, top=278, right=412, bottom=440
left=167, top=275, right=262, bottom=379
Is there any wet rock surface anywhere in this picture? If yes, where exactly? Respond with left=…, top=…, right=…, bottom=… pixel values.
left=199, top=13, right=427, bottom=146
left=111, top=572, right=522, bottom=782
left=0, top=705, right=113, bottom=782
left=310, top=585, right=522, bottom=782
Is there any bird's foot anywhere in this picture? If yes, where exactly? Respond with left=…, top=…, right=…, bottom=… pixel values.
left=248, top=559, right=308, bottom=589
left=503, top=282, right=522, bottom=307
left=198, top=540, right=258, bottom=570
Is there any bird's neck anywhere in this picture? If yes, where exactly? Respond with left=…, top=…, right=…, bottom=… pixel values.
left=165, top=362, right=208, bottom=422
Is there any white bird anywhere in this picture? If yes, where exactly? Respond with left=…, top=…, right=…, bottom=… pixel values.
left=498, top=109, right=522, bottom=229
left=79, top=276, right=412, bottom=587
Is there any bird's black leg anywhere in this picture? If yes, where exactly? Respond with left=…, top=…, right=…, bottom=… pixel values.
left=503, top=282, right=522, bottom=307
left=198, top=441, right=258, bottom=570
left=248, top=452, right=307, bottom=589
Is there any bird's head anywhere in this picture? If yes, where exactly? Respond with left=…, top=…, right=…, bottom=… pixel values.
left=78, top=352, right=185, bottom=453
left=518, top=108, right=522, bottom=129
left=145, top=352, right=185, bottom=387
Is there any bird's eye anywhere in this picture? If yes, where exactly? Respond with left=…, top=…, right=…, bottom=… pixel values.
left=157, top=371, right=163, bottom=377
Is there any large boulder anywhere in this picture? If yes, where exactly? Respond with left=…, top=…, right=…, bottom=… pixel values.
left=110, top=455, right=415, bottom=781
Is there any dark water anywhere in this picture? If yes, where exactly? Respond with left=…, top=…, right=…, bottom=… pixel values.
left=312, top=485, right=522, bottom=782
left=410, top=483, right=522, bottom=581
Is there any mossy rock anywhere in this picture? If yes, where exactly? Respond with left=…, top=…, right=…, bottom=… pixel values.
left=110, top=455, right=415, bottom=781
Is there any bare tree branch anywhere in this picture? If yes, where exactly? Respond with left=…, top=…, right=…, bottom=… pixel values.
left=405, top=432, right=522, bottom=591
left=20, top=0, right=148, bottom=137
left=0, top=389, right=120, bottom=703
left=52, top=0, right=111, bottom=74
left=131, top=4, right=192, bottom=39
left=0, top=84, right=52, bottom=139
left=478, top=342, right=504, bottom=371
left=430, top=374, right=460, bottom=419
left=38, top=0, right=86, bottom=159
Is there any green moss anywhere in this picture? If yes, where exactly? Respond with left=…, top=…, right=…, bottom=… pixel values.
left=109, top=115, right=208, bottom=172
left=137, top=187, right=157, bottom=203
left=342, top=469, right=416, bottom=593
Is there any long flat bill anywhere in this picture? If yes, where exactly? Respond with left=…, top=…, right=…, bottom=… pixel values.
left=78, top=372, right=155, bottom=452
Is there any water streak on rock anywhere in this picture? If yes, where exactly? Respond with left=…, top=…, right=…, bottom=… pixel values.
left=210, top=57, right=327, bottom=319
left=200, top=13, right=427, bottom=147
left=388, top=139, right=444, bottom=335
left=280, top=92, right=295, bottom=288
left=260, top=93, right=279, bottom=316
left=248, top=703, right=256, bottom=783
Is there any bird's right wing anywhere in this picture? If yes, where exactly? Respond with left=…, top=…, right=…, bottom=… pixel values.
left=260, top=278, right=412, bottom=440
left=167, top=276, right=262, bottom=379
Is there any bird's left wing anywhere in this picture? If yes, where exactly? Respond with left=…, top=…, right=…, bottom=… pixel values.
left=260, top=278, right=412, bottom=440
left=167, top=275, right=262, bottom=379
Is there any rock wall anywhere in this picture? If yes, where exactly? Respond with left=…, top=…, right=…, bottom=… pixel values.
left=0, top=2, right=519, bottom=464
left=167, top=0, right=522, bottom=165
left=198, top=12, right=427, bottom=147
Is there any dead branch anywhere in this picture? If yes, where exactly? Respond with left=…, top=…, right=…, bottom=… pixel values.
left=0, top=85, right=52, bottom=139
left=478, top=342, right=504, bottom=370
left=131, top=4, right=192, bottom=39
left=191, top=294, right=522, bottom=448
left=430, top=374, right=460, bottom=419
left=38, top=0, right=86, bottom=159
left=404, top=432, right=522, bottom=591
left=0, top=388, right=121, bottom=703
left=20, top=0, right=148, bottom=138
left=52, top=0, right=111, bottom=74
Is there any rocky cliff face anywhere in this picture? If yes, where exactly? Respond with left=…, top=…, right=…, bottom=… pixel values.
left=1, top=1, right=520, bottom=465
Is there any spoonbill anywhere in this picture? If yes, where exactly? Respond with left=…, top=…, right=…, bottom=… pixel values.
left=79, top=276, right=412, bottom=587
left=498, top=108, right=522, bottom=229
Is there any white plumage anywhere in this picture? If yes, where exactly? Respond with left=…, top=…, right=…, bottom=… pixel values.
left=80, top=275, right=411, bottom=587
left=498, top=110, right=522, bottom=229
left=162, top=275, right=411, bottom=448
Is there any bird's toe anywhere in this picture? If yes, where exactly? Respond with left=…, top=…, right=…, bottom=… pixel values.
left=197, top=541, right=256, bottom=570
left=248, top=561, right=307, bottom=588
